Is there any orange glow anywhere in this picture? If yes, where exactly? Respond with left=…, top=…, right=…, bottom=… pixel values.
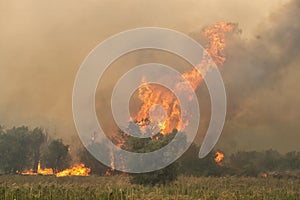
left=37, top=161, right=54, bottom=175
left=20, top=169, right=36, bottom=175
left=20, top=162, right=90, bottom=177
left=21, top=161, right=53, bottom=175
left=105, top=134, right=126, bottom=175
left=105, top=149, right=115, bottom=176
left=214, top=151, right=225, bottom=165
left=105, top=168, right=114, bottom=176
left=135, top=22, right=236, bottom=134
left=56, top=164, right=91, bottom=177
left=260, top=172, right=268, bottom=178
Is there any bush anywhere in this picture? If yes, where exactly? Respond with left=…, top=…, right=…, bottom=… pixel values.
left=125, top=130, right=184, bottom=185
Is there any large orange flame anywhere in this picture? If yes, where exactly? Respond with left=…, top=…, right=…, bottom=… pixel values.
left=106, top=22, right=235, bottom=174
left=135, top=22, right=236, bottom=134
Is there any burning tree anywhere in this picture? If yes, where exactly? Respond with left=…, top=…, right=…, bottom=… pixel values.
left=93, top=22, right=237, bottom=183
left=125, top=22, right=236, bottom=182
left=135, top=22, right=236, bottom=134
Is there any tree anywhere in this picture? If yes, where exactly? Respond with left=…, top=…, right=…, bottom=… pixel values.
left=179, top=144, right=226, bottom=177
left=229, top=151, right=260, bottom=176
left=282, top=151, right=300, bottom=170
left=259, top=149, right=281, bottom=171
left=0, top=126, right=33, bottom=173
left=78, top=146, right=109, bottom=175
left=42, top=139, right=71, bottom=172
left=124, top=129, right=185, bottom=185
left=28, top=128, right=46, bottom=171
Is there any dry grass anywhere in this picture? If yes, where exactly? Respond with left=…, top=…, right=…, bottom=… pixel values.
left=0, top=175, right=299, bottom=199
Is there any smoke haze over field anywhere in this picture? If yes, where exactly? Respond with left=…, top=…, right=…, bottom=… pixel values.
left=0, top=0, right=299, bottom=153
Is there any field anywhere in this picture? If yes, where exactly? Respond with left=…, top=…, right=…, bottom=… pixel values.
left=0, top=175, right=299, bottom=200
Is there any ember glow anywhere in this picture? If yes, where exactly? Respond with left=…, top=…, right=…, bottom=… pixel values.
left=135, top=22, right=236, bottom=134
left=214, top=151, right=225, bottom=165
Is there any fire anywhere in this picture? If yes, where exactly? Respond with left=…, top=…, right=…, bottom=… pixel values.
left=105, top=133, right=126, bottom=175
left=21, top=161, right=53, bottom=175
left=37, top=161, right=54, bottom=175
left=135, top=22, right=236, bottom=134
left=20, top=161, right=90, bottom=177
left=105, top=149, right=115, bottom=176
left=214, top=151, right=225, bottom=165
left=56, top=164, right=91, bottom=177
left=20, top=169, right=35, bottom=175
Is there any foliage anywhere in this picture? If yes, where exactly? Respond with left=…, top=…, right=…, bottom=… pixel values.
left=0, top=126, right=45, bottom=173
left=124, top=130, right=185, bottom=185
left=179, top=144, right=228, bottom=177
left=28, top=128, right=46, bottom=171
left=0, top=125, right=70, bottom=174
left=1, top=124, right=300, bottom=179
left=78, top=146, right=109, bottom=175
left=42, top=139, right=71, bottom=172
left=179, top=145, right=300, bottom=177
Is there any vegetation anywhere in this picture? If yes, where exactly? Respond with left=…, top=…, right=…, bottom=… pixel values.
left=42, top=139, right=71, bottom=172
left=124, top=131, right=183, bottom=185
left=0, top=126, right=46, bottom=173
left=0, top=175, right=299, bottom=200
left=0, top=126, right=71, bottom=174
left=2, top=125, right=299, bottom=179
left=78, top=147, right=110, bottom=175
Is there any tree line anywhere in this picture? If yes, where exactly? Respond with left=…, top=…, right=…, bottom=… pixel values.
left=0, top=125, right=299, bottom=185
left=80, top=128, right=300, bottom=184
left=0, top=125, right=70, bottom=174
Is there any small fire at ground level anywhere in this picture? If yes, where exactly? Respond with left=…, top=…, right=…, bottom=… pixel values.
left=19, top=161, right=90, bottom=177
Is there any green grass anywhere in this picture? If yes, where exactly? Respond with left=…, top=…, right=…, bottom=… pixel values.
left=0, top=175, right=299, bottom=200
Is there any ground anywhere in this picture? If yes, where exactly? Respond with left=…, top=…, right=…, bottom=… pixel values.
left=0, top=175, right=299, bottom=199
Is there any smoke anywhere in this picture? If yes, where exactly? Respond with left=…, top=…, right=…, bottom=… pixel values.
left=217, top=0, right=300, bottom=152
left=0, top=0, right=298, bottom=153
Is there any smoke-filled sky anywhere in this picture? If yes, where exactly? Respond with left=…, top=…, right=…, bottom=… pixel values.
left=0, top=0, right=299, bottom=153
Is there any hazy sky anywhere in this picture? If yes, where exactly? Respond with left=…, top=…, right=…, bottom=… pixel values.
left=0, top=0, right=298, bottom=153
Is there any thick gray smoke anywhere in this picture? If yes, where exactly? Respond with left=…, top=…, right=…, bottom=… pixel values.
left=217, top=0, right=300, bottom=152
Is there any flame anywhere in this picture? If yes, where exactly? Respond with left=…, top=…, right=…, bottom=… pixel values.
left=21, top=161, right=53, bottom=175
left=135, top=22, right=236, bottom=134
left=105, top=149, right=115, bottom=176
left=105, top=133, right=126, bottom=175
left=37, top=161, right=54, bottom=175
left=214, top=151, right=224, bottom=165
left=20, top=169, right=35, bottom=175
left=20, top=161, right=90, bottom=177
left=56, top=164, right=91, bottom=177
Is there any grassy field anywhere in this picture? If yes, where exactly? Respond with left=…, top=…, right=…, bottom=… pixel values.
left=0, top=175, right=299, bottom=200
